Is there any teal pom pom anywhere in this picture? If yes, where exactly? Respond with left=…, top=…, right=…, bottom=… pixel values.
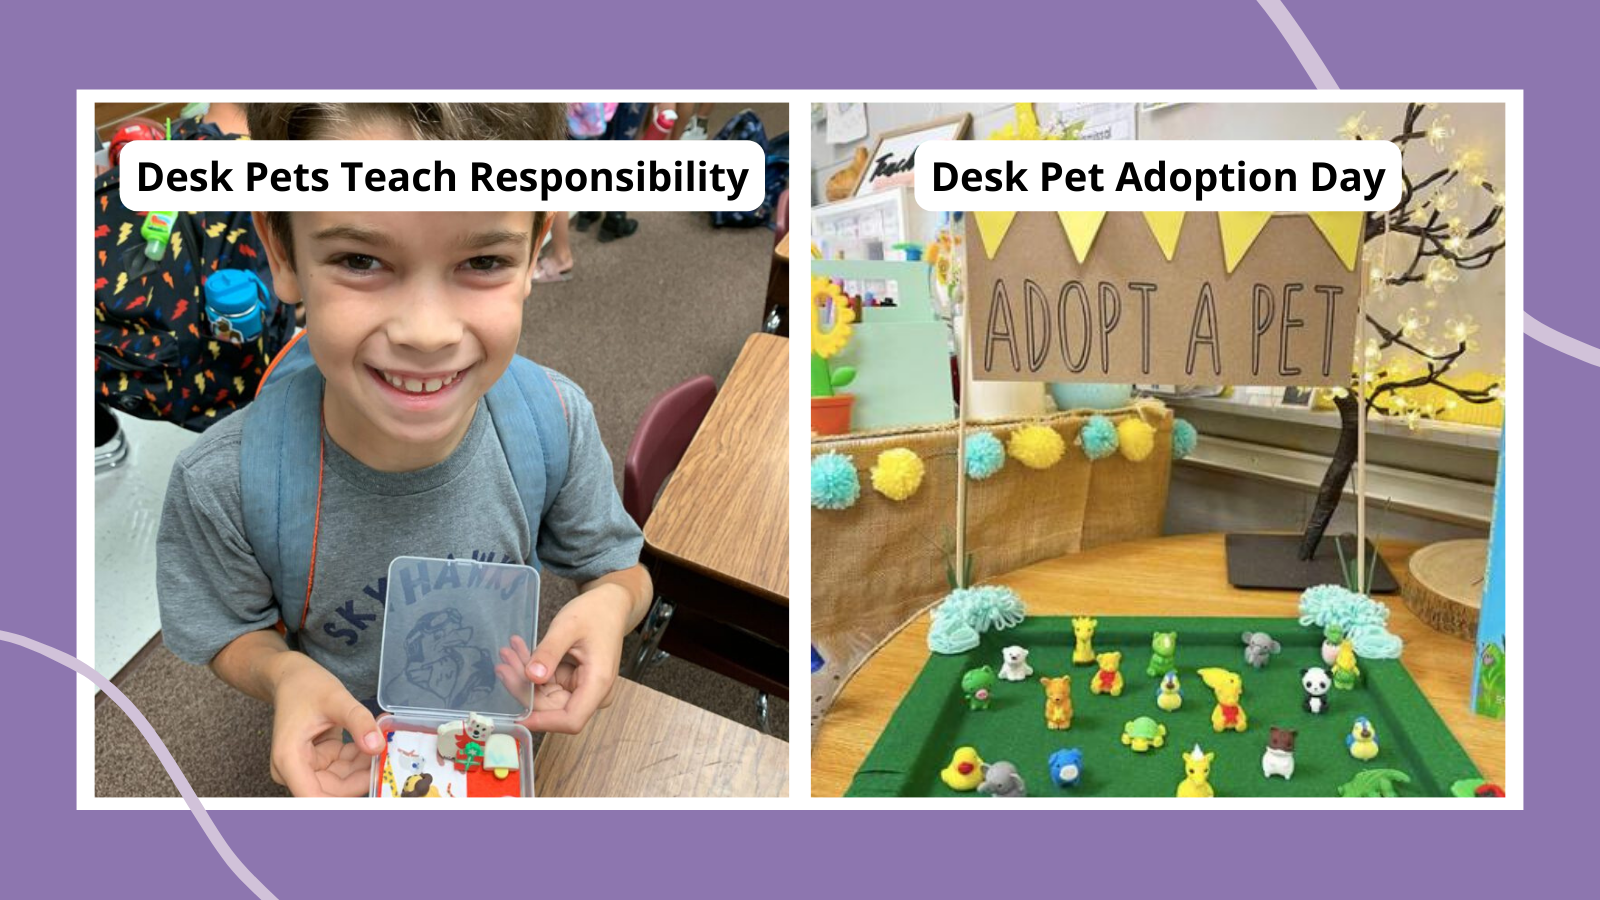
left=810, top=453, right=860, bottom=510
left=965, top=432, right=1005, bottom=480
left=1172, top=418, right=1198, bottom=460
left=927, top=585, right=1027, bottom=654
left=1299, top=584, right=1404, bottom=659
left=1078, top=415, right=1119, bottom=461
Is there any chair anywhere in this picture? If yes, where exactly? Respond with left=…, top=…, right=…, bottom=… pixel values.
left=622, top=376, right=718, bottom=529
left=622, top=376, right=716, bottom=683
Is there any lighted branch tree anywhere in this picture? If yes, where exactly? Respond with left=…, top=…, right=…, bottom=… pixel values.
left=1299, top=103, right=1507, bottom=562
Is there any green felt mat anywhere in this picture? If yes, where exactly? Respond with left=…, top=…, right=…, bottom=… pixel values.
left=845, top=617, right=1481, bottom=797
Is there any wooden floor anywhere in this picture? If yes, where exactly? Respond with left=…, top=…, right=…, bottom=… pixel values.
left=811, top=533, right=1505, bottom=797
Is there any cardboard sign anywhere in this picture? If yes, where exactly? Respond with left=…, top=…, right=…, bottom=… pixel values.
left=965, top=211, right=1362, bottom=386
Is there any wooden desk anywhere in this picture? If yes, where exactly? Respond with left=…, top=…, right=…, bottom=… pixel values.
left=811, top=533, right=1505, bottom=797
left=535, top=678, right=789, bottom=797
left=643, top=333, right=789, bottom=697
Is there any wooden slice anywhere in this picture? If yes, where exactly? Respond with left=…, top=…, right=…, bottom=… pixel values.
left=1402, top=539, right=1487, bottom=640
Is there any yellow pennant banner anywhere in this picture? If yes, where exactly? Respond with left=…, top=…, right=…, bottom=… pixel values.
left=1307, top=211, right=1366, bottom=271
left=1056, top=211, right=1107, bottom=263
left=1141, top=211, right=1186, bottom=261
left=1218, top=211, right=1275, bottom=273
left=972, top=210, right=1017, bottom=260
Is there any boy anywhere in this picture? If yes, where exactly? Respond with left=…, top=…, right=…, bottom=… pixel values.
left=156, top=103, right=651, bottom=797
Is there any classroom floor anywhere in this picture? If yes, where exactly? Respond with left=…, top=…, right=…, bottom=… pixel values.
left=96, top=120, right=792, bottom=795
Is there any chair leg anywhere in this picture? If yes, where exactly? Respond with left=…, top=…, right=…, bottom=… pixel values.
left=629, top=598, right=674, bottom=678
left=754, top=691, right=771, bottom=735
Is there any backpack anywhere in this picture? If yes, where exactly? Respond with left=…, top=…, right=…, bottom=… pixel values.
left=710, top=110, right=790, bottom=229
left=94, top=116, right=295, bottom=431
left=239, top=334, right=570, bottom=639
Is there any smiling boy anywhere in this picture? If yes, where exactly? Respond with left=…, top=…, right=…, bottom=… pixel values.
left=156, top=103, right=651, bottom=797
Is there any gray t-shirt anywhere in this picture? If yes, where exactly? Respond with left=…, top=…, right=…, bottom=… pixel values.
left=156, top=369, right=643, bottom=711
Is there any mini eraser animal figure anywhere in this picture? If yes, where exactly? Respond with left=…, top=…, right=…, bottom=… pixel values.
left=941, top=747, right=986, bottom=791
left=483, top=733, right=520, bottom=779
left=438, top=712, right=495, bottom=770
left=1071, top=616, right=1098, bottom=665
left=1146, top=631, right=1177, bottom=678
left=978, top=761, right=1027, bottom=798
left=1262, top=727, right=1297, bottom=780
left=1091, top=651, right=1124, bottom=696
left=1121, top=716, right=1167, bottom=752
left=1322, top=624, right=1346, bottom=667
left=1198, top=667, right=1248, bottom=733
left=1241, top=631, right=1281, bottom=669
left=1332, top=640, right=1361, bottom=691
left=1040, top=675, right=1074, bottom=730
left=1048, top=748, right=1084, bottom=788
left=1337, top=769, right=1411, bottom=798
left=1301, top=667, right=1332, bottom=715
left=401, top=772, right=441, bottom=798
left=1155, top=671, right=1183, bottom=712
left=962, top=666, right=998, bottom=710
left=1347, top=716, right=1379, bottom=761
left=999, top=646, right=1034, bottom=682
left=1177, top=744, right=1215, bottom=798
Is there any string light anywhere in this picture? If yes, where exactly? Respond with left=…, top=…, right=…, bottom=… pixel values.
left=1426, top=114, right=1454, bottom=152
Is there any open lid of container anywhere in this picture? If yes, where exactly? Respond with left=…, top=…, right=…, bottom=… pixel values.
left=376, top=556, right=540, bottom=722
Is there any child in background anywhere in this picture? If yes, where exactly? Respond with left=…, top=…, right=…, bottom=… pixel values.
left=156, top=103, right=651, bottom=797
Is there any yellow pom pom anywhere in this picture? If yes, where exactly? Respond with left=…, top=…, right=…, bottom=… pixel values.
left=871, top=448, right=925, bottom=501
left=1007, top=425, right=1066, bottom=470
left=1117, top=418, right=1157, bottom=462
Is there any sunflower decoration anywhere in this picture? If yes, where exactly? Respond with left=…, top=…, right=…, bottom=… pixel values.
left=810, top=276, right=857, bottom=398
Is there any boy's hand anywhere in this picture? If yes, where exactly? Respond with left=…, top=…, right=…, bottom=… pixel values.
left=267, top=653, right=384, bottom=797
left=502, top=584, right=632, bottom=734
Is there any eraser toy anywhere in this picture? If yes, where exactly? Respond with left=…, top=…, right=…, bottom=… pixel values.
left=1332, top=639, right=1362, bottom=690
left=1155, top=670, right=1183, bottom=712
left=962, top=666, right=997, bottom=710
left=941, top=747, right=986, bottom=792
left=998, top=645, right=1034, bottom=682
left=1337, top=769, right=1411, bottom=797
left=1177, top=744, right=1216, bottom=797
left=1301, top=667, right=1332, bottom=715
left=1121, top=716, right=1167, bottom=752
left=1241, top=631, right=1281, bottom=669
left=1071, top=616, right=1097, bottom=665
left=1090, top=651, right=1124, bottom=696
left=1347, top=716, right=1379, bottom=761
left=1146, top=631, right=1177, bottom=678
left=977, top=761, right=1027, bottom=797
left=1262, top=727, right=1297, bottom=780
left=1048, top=748, right=1084, bottom=788
left=1198, top=667, right=1248, bottom=733
left=1040, top=675, right=1073, bottom=730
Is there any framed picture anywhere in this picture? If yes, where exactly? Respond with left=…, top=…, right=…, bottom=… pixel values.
left=1280, top=386, right=1316, bottom=407
left=854, top=112, right=972, bottom=198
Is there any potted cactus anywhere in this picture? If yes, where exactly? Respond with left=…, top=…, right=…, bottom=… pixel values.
left=811, top=276, right=857, bottom=435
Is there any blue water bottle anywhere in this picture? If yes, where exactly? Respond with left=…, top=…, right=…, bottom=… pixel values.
left=204, top=269, right=267, bottom=343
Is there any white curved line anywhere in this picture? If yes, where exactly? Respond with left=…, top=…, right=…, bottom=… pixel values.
left=1256, top=0, right=1341, bottom=88
left=1, top=631, right=280, bottom=900
left=1524, top=312, right=1600, bottom=367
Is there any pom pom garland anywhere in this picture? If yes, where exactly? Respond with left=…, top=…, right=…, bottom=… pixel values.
left=810, top=453, right=860, bottom=510
left=870, top=448, right=925, bottom=501
left=1077, top=415, right=1120, bottom=461
left=928, top=585, right=1028, bottom=655
left=965, top=431, right=1005, bottom=480
left=1299, top=584, right=1405, bottom=659
left=1172, top=418, right=1199, bottom=460
left=1008, top=424, right=1066, bottom=470
left=1116, top=418, right=1157, bottom=462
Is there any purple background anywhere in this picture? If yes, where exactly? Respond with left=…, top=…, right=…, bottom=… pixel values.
left=5, top=1, right=1560, bottom=896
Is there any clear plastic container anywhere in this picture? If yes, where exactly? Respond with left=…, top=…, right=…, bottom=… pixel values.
left=368, top=556, right=539, bottom=798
